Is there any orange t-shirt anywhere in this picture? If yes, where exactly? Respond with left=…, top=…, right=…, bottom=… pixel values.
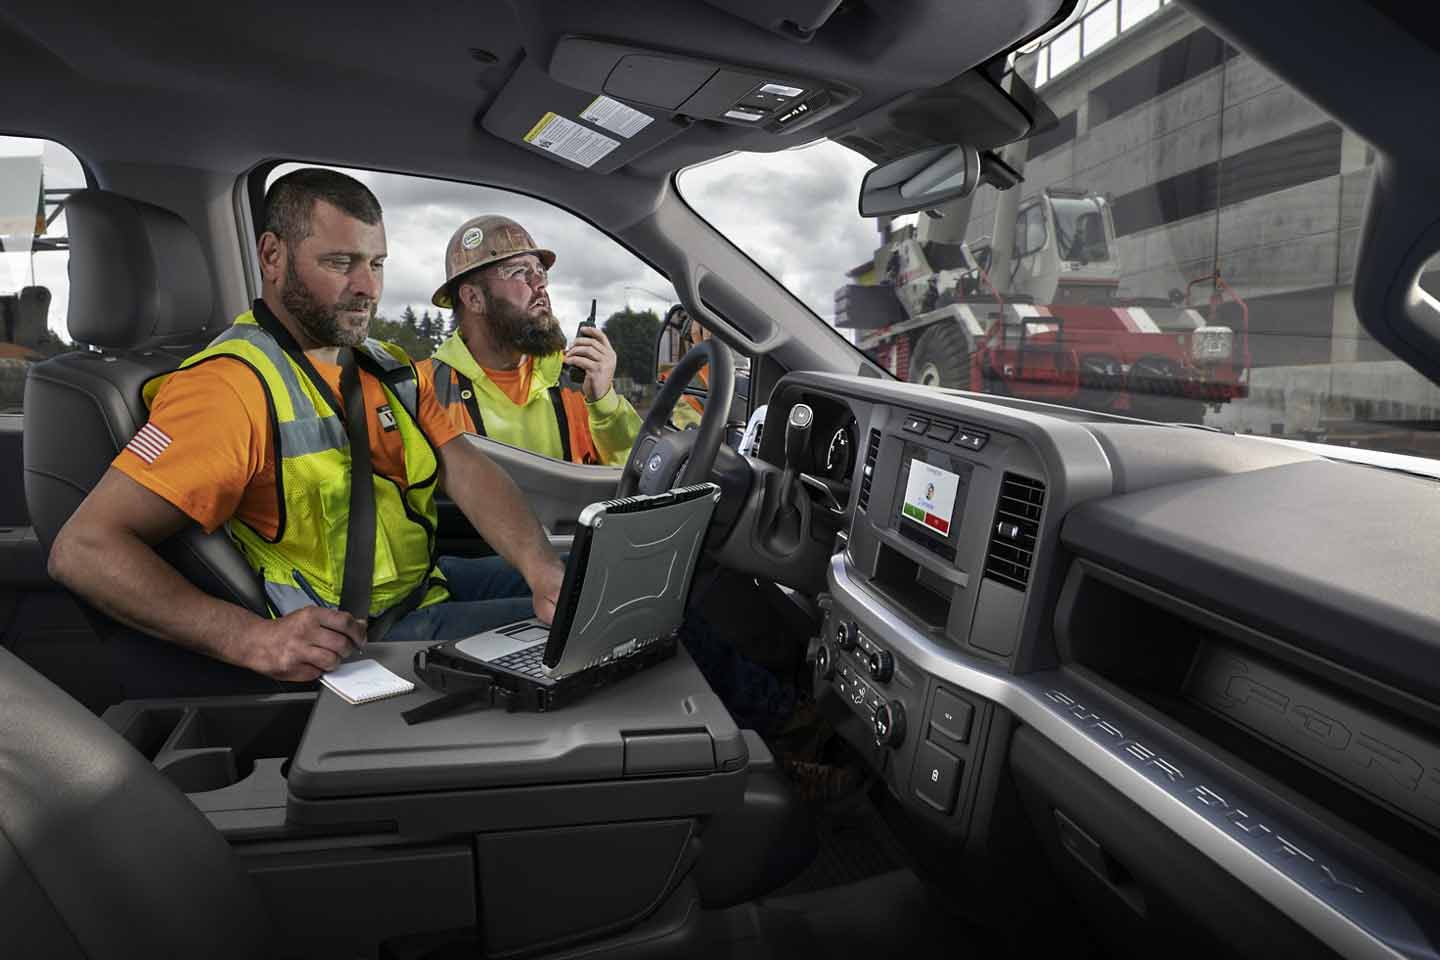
left=484, top=357, right=535, bottom=406
left=114, top=353, right=461, bottom=539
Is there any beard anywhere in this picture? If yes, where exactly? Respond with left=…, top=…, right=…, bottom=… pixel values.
left=484, top=289, right=566, bottom=357
left=281, top=259, right=373, bottom=347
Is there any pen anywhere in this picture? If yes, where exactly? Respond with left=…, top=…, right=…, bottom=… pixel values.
left=291, top=568, right=331, bottom=608
left=292, top=569, right=367, bottom=653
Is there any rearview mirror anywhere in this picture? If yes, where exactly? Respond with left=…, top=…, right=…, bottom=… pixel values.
left=858, top=144, right=981, bottom=218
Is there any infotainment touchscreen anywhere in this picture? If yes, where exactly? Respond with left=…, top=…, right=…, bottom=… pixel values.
left=893, top=442, right=973, bottom=559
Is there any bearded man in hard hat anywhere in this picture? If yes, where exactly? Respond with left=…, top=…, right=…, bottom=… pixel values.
left=420, top=216, right=641, bottom=465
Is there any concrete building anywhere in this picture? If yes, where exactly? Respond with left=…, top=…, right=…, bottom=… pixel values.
left=935, top=1, right=1440, bottom=450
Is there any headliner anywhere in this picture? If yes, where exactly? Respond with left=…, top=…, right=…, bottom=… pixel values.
left=0, top=0, right=1066, bottom=223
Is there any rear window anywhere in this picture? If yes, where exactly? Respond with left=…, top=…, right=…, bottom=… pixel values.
left=1, top=135, right=86, bottom=412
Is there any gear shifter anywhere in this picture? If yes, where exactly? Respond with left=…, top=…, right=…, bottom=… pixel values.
left=779, top=403, right=813, bottom=512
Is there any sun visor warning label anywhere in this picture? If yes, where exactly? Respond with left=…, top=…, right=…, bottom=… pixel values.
left=580, top=96, right=653, bottom=138
left=523, top=113, right=619, bottom=168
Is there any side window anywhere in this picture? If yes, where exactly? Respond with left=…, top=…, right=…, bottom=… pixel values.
left=1, top=136, right=86, bottom=412
left=262, top=163, right=674, bottom=464
left=1016, top=204, right=1046, bottom=257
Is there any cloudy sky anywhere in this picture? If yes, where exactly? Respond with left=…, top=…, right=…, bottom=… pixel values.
left=4, top=133, right=889, bottom=350
left=288, top=141, right=888, bottom=342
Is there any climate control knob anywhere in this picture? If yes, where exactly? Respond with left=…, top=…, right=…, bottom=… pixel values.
left=873, top=700, right=906, bottom=748
left=866, top=649, right=894, bottom=683
left=833, top=620, right=857, bottom=651
left=814, top=643, right=833, bottom=680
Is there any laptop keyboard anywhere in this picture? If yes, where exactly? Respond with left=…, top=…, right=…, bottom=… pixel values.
left=492, top=642, right=548, bottom=677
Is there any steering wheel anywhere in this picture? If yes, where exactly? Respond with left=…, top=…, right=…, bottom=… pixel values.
left=618, top=337, right=734, bottom=496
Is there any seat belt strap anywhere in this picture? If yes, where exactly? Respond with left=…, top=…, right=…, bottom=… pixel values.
left=338, top=347, right=377, bottom=620
left=548, top=386, right=573, bottom=463
left=453, top=370, right=487, bottom=438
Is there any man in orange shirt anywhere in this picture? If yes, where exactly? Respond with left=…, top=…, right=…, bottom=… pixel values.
left=49, top=169, right=564, bottom=686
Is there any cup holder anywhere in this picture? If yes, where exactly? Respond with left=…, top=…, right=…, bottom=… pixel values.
left=140, top=695, right=315, bottom=794
left=158, top=749, right=243, bottom=793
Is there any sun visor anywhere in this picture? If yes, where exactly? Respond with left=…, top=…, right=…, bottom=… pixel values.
left=480, top=59, right=689, bottom=175
left=549, top=37, right=855, bottom=136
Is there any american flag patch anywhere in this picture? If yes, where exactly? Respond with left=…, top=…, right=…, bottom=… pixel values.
left=126, top=422, right=172, bottom=464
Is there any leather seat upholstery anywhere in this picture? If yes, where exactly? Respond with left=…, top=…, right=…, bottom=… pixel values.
left=0, top=645, right=272, bottom=958
left=23, top=190, right=273, bottom=709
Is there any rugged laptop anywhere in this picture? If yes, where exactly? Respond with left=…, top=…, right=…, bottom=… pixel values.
left=407, top=482, right=720, bottom=719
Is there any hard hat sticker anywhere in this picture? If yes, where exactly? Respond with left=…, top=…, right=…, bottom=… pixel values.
left=522, top=112, right=619, bottom=169
left=461, top=227, right=484, bottom=250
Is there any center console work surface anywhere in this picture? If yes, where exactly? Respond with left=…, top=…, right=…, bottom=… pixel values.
left=288, top=640, right=748, bottom=817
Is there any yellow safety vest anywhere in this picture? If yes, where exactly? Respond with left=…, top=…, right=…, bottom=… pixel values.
left=142, top=310, right=448, bottom=617
left=424, top=332, right=641, bottom=466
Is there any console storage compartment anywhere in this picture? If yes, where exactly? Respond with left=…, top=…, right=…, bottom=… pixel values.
left=103, top=641, right=812, bottom=958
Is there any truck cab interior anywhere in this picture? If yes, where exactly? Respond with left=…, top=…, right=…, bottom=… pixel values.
left=3, top=0, right=1440, bottom=958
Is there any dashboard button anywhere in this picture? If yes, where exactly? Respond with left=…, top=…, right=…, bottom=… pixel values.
left=913, top=741, right=962, bottom=814
left=927, top=422, right=957, bottom=442
left=930, top=689, right=973, bottom=743
left=834, top=620, right=857, bottom=651
left=866, top=649, right=894, bottom=683
left=957, top=431, right=988, bottom=450
left=902, top=415, right=929, bottom=434
left=873, top=700, right=906, bottom=748
left=814, top=643, right=832, bottom=680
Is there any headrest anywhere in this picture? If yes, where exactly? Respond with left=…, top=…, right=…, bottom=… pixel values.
left=64, top=189, right=216, bottom=349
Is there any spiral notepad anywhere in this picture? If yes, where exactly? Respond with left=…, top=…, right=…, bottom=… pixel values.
left=320, top=659, right=415, bottom=705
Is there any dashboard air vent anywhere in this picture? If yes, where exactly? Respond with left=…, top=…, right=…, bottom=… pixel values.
left=984, top=473, right=1045, bottom=590
left=857, top=428, right=881, bottom=511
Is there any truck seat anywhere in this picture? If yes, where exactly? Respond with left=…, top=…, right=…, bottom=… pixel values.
left=0, top=645, right=273, bottom=958
left=23, top=190, right=276, bottom=710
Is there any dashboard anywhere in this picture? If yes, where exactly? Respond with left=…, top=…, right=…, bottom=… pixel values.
left=749, top=371, right=1440, bottom=960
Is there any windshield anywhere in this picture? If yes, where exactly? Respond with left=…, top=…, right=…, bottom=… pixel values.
left=1050, top=196, right=1109, bottom=263
left=677, top=0, right=1440, bottom=461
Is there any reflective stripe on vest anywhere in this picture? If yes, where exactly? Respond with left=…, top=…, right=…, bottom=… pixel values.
left=142, top=311, right=447, bottom=617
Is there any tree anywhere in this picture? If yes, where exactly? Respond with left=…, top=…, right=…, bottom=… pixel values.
left=602, top=307, right=660, bottom=383
left=370, top=309, right=434, bottom=359
left=418, top=310, right=438, bottom=352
